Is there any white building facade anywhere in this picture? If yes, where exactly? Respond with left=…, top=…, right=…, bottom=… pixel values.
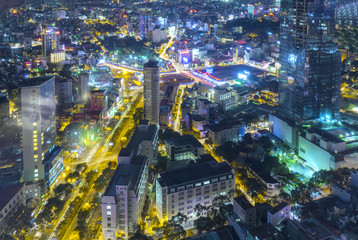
left=21, top=77, right=57, bottom=198
left=156, top=161, right=235, bottom=228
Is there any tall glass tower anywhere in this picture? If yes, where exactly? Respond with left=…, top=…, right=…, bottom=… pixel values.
left=143, top=60, right=160, bottom=125
left=278, top=0, right=341, bottom=121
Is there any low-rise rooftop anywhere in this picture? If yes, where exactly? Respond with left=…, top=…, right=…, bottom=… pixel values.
left=158, top=160, right=232, bottom=187
left=165, top=134, right=203, bottom=149
left=103, top=155, right=146, bottom=196
left=269, top=202, right=289, bottom=215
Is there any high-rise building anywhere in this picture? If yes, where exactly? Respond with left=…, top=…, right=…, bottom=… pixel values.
left=143, top=60, right=160, bottom=125
left=90, top=90, right=106, bottom=112
left=0, top=94, right=9, bottom=120
left=42, top=27, right=60, bottom=57
left=336, top=0, right=358, bottom=26
left=139, top=8, right=152, bottom=39
left=102, top=155, right=149, bottom=240
left=21, top=76, right=57, bottom=198
left=278, top=0, right=341, bottom=121
left=56, top=78, right=72, bottom=107
left=79, top=72, right=90, bottom=103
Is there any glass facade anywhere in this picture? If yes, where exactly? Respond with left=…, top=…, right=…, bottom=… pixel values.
left=279, top=0, right=341, bottom=121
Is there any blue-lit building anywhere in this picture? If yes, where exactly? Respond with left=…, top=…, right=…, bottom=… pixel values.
left=336, top=0, right=358, bottom=26
left=278, top=0, right=341, bottom=122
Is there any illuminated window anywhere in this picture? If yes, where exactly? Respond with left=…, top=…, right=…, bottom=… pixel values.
left=107, top=205, right=111, bottom=210
left=33, top=135, right=37, bottom=139
left=107, top=211, right=111, bottom=216
left=34, top=174, right=38, bottom=177
left=33, top=122, right=37, bottom=126
left=34, top=143, right=38, bottom=147
left=33, top=130, right=38, bottom=134
left=34, top=178, right=38, bottom=181
left=34, top=147, right=38, bottom=151
left=34, top=169, right=38, bottom=173
left=34, top=155, right=38, bottom=158
left=34, top=139, right=37, bottom=143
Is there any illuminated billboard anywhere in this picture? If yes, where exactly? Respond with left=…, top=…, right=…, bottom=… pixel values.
left=179, top=50, right=191, bottom=64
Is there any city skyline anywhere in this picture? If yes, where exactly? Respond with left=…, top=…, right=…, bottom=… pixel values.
left=0, top=0, right=358, bottom=239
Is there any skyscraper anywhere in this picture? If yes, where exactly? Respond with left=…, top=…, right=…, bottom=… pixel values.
left=139, top=8, right=152, bottom=39
left=21, top=76, right=57, bottom=198
left=79, top=72, right=90, bottom=103
left=278, top=0, right=341, bottom=121
left=42, top=27, right=60, bottom=57
left=143, top=60, right=160, bottom=125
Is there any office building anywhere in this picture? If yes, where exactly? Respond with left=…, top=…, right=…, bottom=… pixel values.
left=50, top=50, right=65, bottom=63
left=279, top=0, right=341, bottom=121
left=90, top=90, right=106, bottom=112
left=247, top=166, right=281, bottom=197
left=213, top=86, right=236, bottom=111
left=101, top=154, right=149, bottom=240
left=143, top=60, right=160, bottom=125
left=152, top=27, right=167, bottom=43
left=121, top=120, right=158, bottom=166
left=21, top=76, right=57, bottom=198
left=228, top=196, right=256, bottom=240
left=79, top=72, right=90, bottom=103
left=270, top=114, right=358, bottom=171
left=139, top=8, right=152, bottom=39
left=336, top=0, right=358, bottom=26
left=267, top=202, right=290, bottom=226
left=42, top=27, right=60, bottom=57
left=0, top=94, right=9, bottom=120
left=233, top=196, right=256, bottom=227
left=0, top=183, right=26, bottom=234
left=56, top=78, right=72, bottom=107
left=156, top=160, right=235, bottom=228
left=101, top=120, right=158, bottom=239
left=208, top=118, right=245, bottom=146
left=197, top=98, right=215, bottom=123
left=165, top=135, right=205, bottom=161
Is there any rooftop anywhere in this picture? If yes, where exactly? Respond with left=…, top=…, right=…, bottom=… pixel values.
left=124, top=124, right=158, bottom=154
left=144, top=60, right=159, bottom=68
left=183, top=226, right=239, bottom=240
left=249, top=166, right=279, bottom=184
left=300, top=218, right=333, bottom=239
left=198, top=98, right=213, bottom=105
left=306, top=126, right=345, bottom=144
left=250, top=223, right=278, bottom=239
left=208, top=118, right=242, bottom=132
left=103, top=155, right=146, bottom=196
left=165, top=135, right=203, bottom=149
left=191, top=114, right=206, bottom=122
left=21, top=76, right=55, bottom=88
left=234, top=196, right=255, bottom=211
left=0, top=183, right=24, bottom=210
left=269, top=202, right=289, bottom=215
left=158, top=160, right=232, bottom=187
